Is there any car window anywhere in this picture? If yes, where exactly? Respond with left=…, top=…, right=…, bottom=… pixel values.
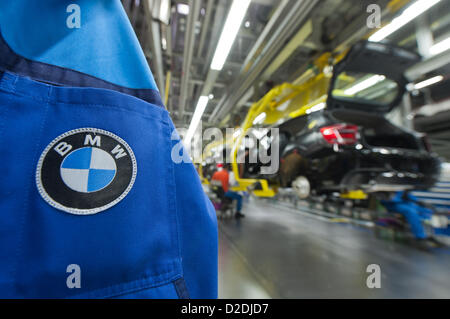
left=332, top=71, right=399, bottom=105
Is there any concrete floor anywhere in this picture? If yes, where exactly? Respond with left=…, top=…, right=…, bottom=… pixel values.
left=218, top=199, right=450, bottom=298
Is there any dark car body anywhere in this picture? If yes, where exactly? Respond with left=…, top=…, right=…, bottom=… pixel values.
left=275, top=41, right=441, bottom=196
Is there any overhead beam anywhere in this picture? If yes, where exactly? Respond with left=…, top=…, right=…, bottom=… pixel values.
left=196, top=0, right=214, bottom=58
left=241, top=0, right=290, bottom=74
left=262, top=19, right=313, bottom=80
left=143, top=0, right=165, bottom=96
left=332, top=0, right=410, bottom=53
left=201, top=1, right=228, bottom=75
left=181, top=0, right=229, bottom=126
left=406, top=48, right=450, bottom=81
left=179, top=0, right=201, bottom=116
left=251, top=0, right=278, bottom=6
left=210, top=0, right=319, bottom=123
left=415, top=15, right=434, bottom=58
left=171, top=77, right=228, bottom=88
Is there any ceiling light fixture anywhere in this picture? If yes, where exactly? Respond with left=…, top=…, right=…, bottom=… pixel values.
left=177, top=3, right=190, bottom=16
left=184, top=0, right=252, bottom=145
left=210, top=0, right=251, bottom=71
left=430, top=37, right=450, bottom=56
left=414, top=75, right=444, bottom=90
left=184, top=96, right=209, bottom=143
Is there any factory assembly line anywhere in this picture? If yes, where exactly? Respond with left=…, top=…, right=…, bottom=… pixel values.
left=197, top=0, right=450, bottom=299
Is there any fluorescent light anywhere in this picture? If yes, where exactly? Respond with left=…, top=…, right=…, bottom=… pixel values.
left=177, top=3, right=189, bottom=15
left=430, top=37, right=450, bottom=56
left=210, top=0, right=251, bottom=70
left=414, top=75, right=444, bottom=90
left=344, top=75, right=386, bottom=95
left=369, top=0, right=441, bottom=42
left=306, top=102, right=326, bottom=114
left=253, top=112, right=266, bottom=125
left=185, top=96, right=209, bottom=143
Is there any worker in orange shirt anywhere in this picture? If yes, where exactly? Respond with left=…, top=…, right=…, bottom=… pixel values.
left=212, top=164, right=245, bottom=219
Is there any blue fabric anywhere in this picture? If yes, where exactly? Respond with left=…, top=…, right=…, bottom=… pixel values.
left=170, top=129, right=218, bottom=298
left=0, top=0, right=157, bottom=90
left=0, top=71, right=217, bottom=298
left=0, top=30, right=164, bottom=107
left=225, top=191, right=243, bottom=212
left=112, top=281, right=180, bottom=299
left=382, top=192, right=433, bottom=239
left=434, top=226, right=450, bottom=236
left=394, top=203, right=431, bottom=239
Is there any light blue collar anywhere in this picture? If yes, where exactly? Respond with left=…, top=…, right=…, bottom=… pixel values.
left=0, top=0, right=157, bottom=90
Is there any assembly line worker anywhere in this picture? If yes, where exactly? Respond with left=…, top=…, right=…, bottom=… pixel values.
left=0, top=0, right=218, bottom=299
left=382, top=192, right=434, bottom=243
left=212, top=164, right=245, bottom=219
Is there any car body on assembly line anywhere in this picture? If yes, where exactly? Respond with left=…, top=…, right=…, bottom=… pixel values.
left=269, top=41, right=441, bottom=198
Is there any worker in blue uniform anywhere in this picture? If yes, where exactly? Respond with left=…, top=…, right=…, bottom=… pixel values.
left=382, top=192, right=440, bottom=247
left=0, top=1, right=218, bottom=299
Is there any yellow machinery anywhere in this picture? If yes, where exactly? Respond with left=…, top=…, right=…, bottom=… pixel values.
left=197, top=163, right=209, bottom=186
left=341, top=190, right=369, bottom=200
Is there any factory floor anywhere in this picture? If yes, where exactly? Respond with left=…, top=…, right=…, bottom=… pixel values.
left=218, top=198, right=450, bottom=298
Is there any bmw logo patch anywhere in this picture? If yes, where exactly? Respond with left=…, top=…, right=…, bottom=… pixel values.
left=36, top=128, right=137, bottom=215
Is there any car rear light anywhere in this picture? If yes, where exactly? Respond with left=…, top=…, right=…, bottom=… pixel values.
left=320, top=124, right=359, bottom=145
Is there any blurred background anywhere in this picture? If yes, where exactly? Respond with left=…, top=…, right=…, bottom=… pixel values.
left=121, top=0, right=450, bottom=298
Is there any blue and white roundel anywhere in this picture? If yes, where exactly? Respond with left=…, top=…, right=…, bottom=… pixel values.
left=60, top=147, right=117, bottom=193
